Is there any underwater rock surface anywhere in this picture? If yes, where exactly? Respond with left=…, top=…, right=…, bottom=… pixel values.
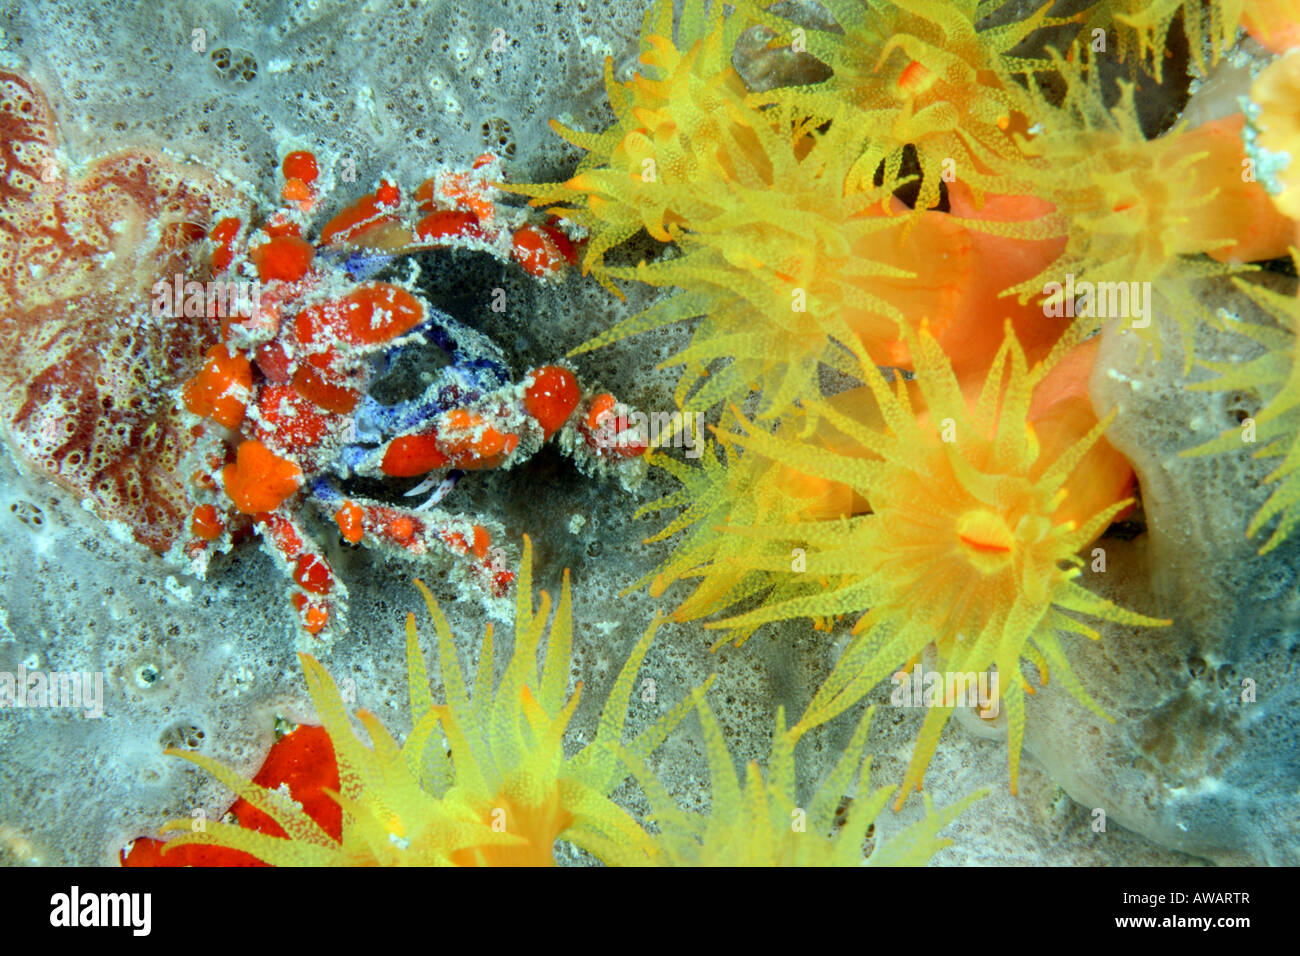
left=1050, top=279, right=1300, bottom=864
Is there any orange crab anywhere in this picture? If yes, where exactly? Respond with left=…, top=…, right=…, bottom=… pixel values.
left=174, top=150, right=645, bottom=645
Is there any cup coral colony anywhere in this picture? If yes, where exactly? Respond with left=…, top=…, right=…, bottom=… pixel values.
left=1, top=0, right=1298, bottom=867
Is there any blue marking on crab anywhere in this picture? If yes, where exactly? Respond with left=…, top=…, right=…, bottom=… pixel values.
left=340, top=306, right=513, bottom=474
left=313, top=246, right=399, bottom=283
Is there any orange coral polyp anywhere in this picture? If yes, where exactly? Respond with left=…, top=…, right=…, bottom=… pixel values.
left=1027, top=337, right=1137, bottom=524
left=511, top=225, right=567, bottom=277
left=319, top=181, right=404, bottom=246
left=1178, top=116, right=1293, bottom=263
left=1249, top=51, right=1300, bottom=223
left=334, top=501, right=364, bottom=544
left=341, top=284, right=426, bottom=344
left=256, top=384, right=329, bottom=451
left=415, top=209, right=480, bottom=242
left=210, top=216, right=242, bottom=272
left=282, top=150, right=319, bottom=185
left=1243, top=0, right=1300, bottom=52
left=291, top=284, right=424, bottom=351
left=470, top=524, right=491, bottom=559
left=190, top=504, right=224, bottom=541
left=380, top=432, right=449, bottom=476
left=293, top=553, right=333, bottom=595
left=693, top=324, right=1168, bottom=804
left=292, top=366, right=358, bottom=414
left=292, top=593, right=329, bottom=634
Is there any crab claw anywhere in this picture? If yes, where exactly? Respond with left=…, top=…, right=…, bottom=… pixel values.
left=403, top=470, right=462, bottom=510
left=344, top=307, right=512, bottom=451
left=347, top=364, right=584, bottom=481
left=577, top=393, right=650, bottom=459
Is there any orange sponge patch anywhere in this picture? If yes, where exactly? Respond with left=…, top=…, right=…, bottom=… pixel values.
left=343, top=284, right=426, bottom=344
left=439, top=409, right=520, bottom=468
left=222, top=440, right=303, bottom=514
left=523, top=365, right=580, bottom=437
left=183, top=345, right=252, bottom=429
left=381, top=432, right=450, bottom=476
left=250, top=234, right=315, bottom=282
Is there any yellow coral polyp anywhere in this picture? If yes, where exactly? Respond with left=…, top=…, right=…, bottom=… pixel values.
left=1010, top=55, right=1292, bottom=365
left=630, top=404, right=878, bottom=649
left=1090, top=0, right=1243, bottom=79
left=509, top=0, right=760, bottom=285
left=569, top=116, right=922, bottom=415
left=664, top=325, right=1169, bottom=804
left=745, top=0, right=1060, bottom=209
left=618, top=695, right=987, bottom=866
left=442, top=684, right=579, bottom=867
left=516, top=0, right=1078, bottom=419
left=157, top=537, right=683, bottom=866
left=159, top=652, right=511, bottom=865
left=956, top=508, right=1017, bottom=563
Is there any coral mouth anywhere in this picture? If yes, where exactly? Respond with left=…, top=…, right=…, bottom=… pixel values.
left=957, top=510, right=1016, bottom=561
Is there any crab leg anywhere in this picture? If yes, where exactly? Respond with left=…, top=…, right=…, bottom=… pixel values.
left=313, top=479, right=515, bottom=603
left=256, top=510, right=346, bottom=642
